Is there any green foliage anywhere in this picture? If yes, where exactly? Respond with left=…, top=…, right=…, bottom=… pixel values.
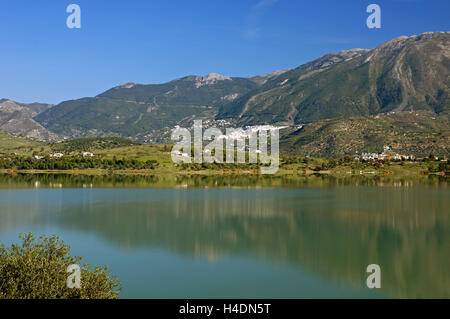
left=428, top=161, right=450, bottom=173
left=0, top=233, right=121, bottom=299
left=0, top=156, right=157, bottom=170
left=179, top=162, right=261, bottom=171
left=51, top=137, right=140, bottom=153
left=0, top=131, right=42, bottom=150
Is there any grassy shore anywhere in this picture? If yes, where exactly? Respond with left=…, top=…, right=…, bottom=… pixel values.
left=0, top=139, right=448, bottom=179
left=0, top=161, right=446, bottom=178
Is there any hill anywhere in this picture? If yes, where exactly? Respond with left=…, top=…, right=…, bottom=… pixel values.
left=0, top=99, right=53, bottom=118
left=219, top=32, right=450, bottom=126
left=0, top=130, right=43, bottom=154
left=50, top=137, right=140, bottom=153
left=34, top=74, right=263, bottom=142
left=0, top=99, right=57, bottom=140
left=280, top=111, right=449, bottom=157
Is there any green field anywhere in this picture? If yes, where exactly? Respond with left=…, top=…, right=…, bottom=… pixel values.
left=0, top=134, right=448, bottom=178
left=0, top=131, right=43, bottom=153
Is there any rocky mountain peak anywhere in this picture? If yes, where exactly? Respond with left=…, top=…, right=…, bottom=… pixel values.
left=115, top=82, right=137, bottom=89
left=195, top=73, right=232, bottom=88
left=0, top=99, right=22, bottom=112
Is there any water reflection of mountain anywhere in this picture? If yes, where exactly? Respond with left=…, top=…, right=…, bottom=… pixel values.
left=0, top=177, right=449, bottom=298
left=54, top=188, right=450, bottom=299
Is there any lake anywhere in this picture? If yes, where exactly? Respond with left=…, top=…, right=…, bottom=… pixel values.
left=0, top=174, right=449, bottom=298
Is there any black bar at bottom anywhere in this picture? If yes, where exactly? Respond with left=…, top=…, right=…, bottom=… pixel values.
left=1, top=299, right=449, bottom=317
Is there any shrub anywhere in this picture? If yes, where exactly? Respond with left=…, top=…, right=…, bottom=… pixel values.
left=0, top=233, right=121, bottom=299
left=326, top=158, right=338, bottom=169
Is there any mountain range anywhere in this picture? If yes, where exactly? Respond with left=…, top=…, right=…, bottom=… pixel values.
left=0, top=99, right=56, bottom=140
left=221, top=32, right=449, bottom=125
left=34, top=73, right=263, bottom=141
left=1, top=32, right=449, bottom=156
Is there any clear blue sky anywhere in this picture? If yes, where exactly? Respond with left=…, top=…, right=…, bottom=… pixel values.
left=0, top=0, right=448, bottom=104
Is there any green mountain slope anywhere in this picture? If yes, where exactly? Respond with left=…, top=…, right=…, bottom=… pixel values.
left=34, top=74, right=262, bottom=141
left=219, top=32, right=450, bottom=126
left=280, top=112, right=449, bottom=157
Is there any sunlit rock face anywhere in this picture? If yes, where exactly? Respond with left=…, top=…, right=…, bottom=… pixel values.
left=195, top=73, right=232, bottom=88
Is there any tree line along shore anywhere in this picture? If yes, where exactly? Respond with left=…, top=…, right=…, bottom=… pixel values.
left=0, top=153, right=448, bottom=178
left=0, top=137, right=448, bottom=177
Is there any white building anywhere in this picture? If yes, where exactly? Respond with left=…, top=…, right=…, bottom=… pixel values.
left=82, top=152, right=94, bottom=158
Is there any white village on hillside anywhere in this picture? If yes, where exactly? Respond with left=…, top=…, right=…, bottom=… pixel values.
left=355, top=146, right=414, bottom=161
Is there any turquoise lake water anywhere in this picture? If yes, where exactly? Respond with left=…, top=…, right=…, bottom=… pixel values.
left=0, top=175, right=448, bottom=298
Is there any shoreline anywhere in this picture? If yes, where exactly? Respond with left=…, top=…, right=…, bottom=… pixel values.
left=0, top=168, right=446, bottom=178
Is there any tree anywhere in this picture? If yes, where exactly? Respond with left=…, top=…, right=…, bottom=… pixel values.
left=0, top=233, right=121, bottom=299
left=327, top=158, right=337, bottom=169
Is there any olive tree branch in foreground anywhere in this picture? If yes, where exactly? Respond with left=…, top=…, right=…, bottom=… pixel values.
left=0, top=233, right=122, bottom=299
